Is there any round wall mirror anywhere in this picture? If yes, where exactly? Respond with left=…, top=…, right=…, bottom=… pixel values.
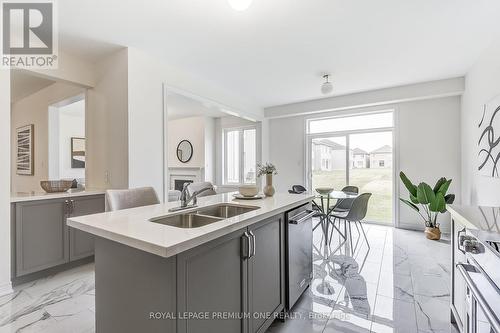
left=176, top=140, right=193, bottom=163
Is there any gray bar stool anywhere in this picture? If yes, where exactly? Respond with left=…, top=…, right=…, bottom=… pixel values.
left=105, top=187, right=160, bottom=211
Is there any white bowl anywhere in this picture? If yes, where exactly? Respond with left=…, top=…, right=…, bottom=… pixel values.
left=238, top=185, right=259, bottom=197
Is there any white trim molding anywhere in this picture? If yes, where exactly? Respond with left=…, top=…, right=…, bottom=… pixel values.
left=265, top=77, right=464, bottom=119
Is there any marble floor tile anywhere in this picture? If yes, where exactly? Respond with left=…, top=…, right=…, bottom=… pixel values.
left=370, top=295, right=418, bottom=333
left=0, top=226, right=459, bottom=333
left=411, top=274, right=450, bottom=298
left=414, top=294, right=453, bottom=333
left=377, top=271, right=414, bottom=302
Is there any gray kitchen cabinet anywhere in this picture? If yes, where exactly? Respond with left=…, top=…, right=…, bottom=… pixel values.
left=15, top=199, right=70, bottom=276
left=177, top=227, right=249, bottom=333
left=69, top=196, right=105, bottom=260
left=13, top=194, right=105, bottom=278
left=176, top=213, right=284, bottom=333
left=248, top=215, right=284, bottom=333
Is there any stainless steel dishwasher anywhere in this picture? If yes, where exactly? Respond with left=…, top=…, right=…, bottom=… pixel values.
left=285, top=202, right=315, bottom=311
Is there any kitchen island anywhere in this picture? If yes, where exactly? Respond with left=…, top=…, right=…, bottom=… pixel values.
left=67, top=192, right=314, bottom=333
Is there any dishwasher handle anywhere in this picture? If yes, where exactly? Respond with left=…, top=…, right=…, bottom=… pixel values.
left=289, top=210, right=315, bottom=225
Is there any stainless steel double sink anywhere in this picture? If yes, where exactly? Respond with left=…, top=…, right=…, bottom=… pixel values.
left=149, top=203, right=260, bottom=228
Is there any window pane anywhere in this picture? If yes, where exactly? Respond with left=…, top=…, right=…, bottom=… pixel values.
left=311, top=136, right=347, bottom=191
left=349, top=131, right=393, bottom=224
left=243, top=129, right=256, bottom=184
left=308, top=112, right=393, bottom=134
left=226, top=130, right=240, bottom=183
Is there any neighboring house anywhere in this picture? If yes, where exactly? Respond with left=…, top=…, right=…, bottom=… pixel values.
left=370, top=145, right=393, bottom=168
left=351, top=148, right=369, bottom=168
left=312, top=139, right=351, bottom=171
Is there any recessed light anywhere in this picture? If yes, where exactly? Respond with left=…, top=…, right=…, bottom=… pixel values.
left=228, top=0, right=253, bottom=11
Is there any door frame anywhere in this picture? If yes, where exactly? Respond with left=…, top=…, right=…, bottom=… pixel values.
left=304, top=109, right=398, bottom=226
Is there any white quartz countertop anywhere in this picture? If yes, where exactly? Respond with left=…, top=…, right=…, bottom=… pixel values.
left=67, top=192, right=314, bottom=258
left=448, top=204, right=500, bottom=234
left=11, top=189, right=106, bottom=203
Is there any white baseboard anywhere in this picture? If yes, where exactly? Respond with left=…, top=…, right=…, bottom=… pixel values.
left=0, top=282, right=13, bottom=297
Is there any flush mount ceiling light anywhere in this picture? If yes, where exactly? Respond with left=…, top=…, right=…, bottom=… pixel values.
left=321, top=74, right=333, bottom=95
left=228, top=0, right=253, bottom=11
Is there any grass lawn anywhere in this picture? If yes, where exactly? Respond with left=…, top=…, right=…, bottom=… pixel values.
left=312, top=168, right=393, bottom=224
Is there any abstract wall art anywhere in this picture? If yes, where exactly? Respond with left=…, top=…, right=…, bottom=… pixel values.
left=16, top=124, right=34, bottom=175
left=478, top=94, right=500, bottom=177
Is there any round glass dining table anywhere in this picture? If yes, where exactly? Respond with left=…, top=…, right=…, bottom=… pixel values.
left=313, top=190, right=359, bottom=245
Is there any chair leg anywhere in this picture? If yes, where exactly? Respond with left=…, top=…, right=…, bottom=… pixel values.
left=348, top=221, right=354, bottom=255
left=358, top=221, right=370, bottom=249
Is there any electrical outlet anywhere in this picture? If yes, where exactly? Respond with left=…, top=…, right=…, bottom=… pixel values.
left=104, top=171, right=110, bottom=184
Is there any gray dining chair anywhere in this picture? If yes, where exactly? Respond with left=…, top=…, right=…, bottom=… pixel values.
left=332, top=186, right=359, bottom=213
left=330, top=193, right=372, bottom=249
left=106, top=187, right=160, bottom=211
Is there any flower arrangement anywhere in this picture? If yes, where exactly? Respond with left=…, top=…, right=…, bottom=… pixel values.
left=257, top=162, right=278, bottom=177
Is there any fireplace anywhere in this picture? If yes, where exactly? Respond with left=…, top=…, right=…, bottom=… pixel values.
left=174, top=179, right=193, bottom=191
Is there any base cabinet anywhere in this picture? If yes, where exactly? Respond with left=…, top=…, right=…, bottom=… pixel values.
left=15, top=199, right=69, bottom=276
left=451, top=217, right=467, bottom=332
left=13, top=194, right=105, bottom=278
left=177, top=214, right=285, bottom=333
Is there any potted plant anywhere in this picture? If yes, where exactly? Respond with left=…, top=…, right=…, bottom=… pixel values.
left=399, top=172, right=455, bottom=240
left=257, top=162, right=278, bottom=197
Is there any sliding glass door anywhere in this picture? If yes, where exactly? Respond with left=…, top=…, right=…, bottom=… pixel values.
left=307, top=111, right=394, bottom=225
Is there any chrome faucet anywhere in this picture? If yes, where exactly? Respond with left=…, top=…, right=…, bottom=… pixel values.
left=169, top=183, right=215, bottom=212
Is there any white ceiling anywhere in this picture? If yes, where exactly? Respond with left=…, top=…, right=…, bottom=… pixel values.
left=11, top=70, right=55, bottom=103
left=58, top=0, right=500, bottom=108
left=167, top=92, right=229, bottom=120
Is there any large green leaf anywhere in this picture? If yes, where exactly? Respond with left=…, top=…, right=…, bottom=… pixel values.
left=442, top=194, right=456, bottom=213
left=410, top=194, right=419, bottom=204
left=400, top=172, right=417, bottom=197
left=430, top=192, right=446, bottom=212
left=416, top=183, right=435, bottom=204
left=437, top=179, right=452, bottom=195
left=400, top=198, right=420, bottom=212
left=444, top=194, right=455, bottom=204
left=433, top=177, right=446, bottom=193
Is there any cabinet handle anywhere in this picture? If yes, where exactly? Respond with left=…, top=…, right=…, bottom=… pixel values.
left=242, top=232, right=251, bottom=259
left=249, top=231, right=256, bottom=258
left=289, top=210, right=315, bottom=225
left=70, top=200, right=75, bottom=215
left=64, top=200, right=70, bottom=216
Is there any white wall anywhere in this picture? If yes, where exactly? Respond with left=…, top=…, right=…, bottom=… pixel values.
left=86, top=48, right=129, bottom=190
left=0, top=70, right=12, bottom=296
left=269, top=96, right=461, bottom=231
left=11, top=82, right=85, bottom=192
left=204, top=117, right=216, bottom=183
left=398, top=97, right=461, bottom=231
left=461, top=40, right=500, bottom=206
left=168, top=117, right=206, bottom=169
left=126, top=47, right=263, bottom=201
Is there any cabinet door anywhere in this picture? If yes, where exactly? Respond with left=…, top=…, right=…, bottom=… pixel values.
left=248, top=215, right=284, bottom=333
left=69, top=195, right=105, bottom=261
left=177, top=227, right=249, bottom=333
left=16, top=199, right=69, bottom=276
left=452, top=218, right=467, bottom=330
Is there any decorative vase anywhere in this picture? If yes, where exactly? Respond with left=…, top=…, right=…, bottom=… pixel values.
left=263, top=174, right=275, bottom=197
left=425, top=226, right=441, bottom=240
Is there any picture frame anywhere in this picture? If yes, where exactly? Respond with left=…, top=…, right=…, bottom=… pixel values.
left=71, top=137, right=86, bottom=168
left=16, top=124, right=34, bottom=176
